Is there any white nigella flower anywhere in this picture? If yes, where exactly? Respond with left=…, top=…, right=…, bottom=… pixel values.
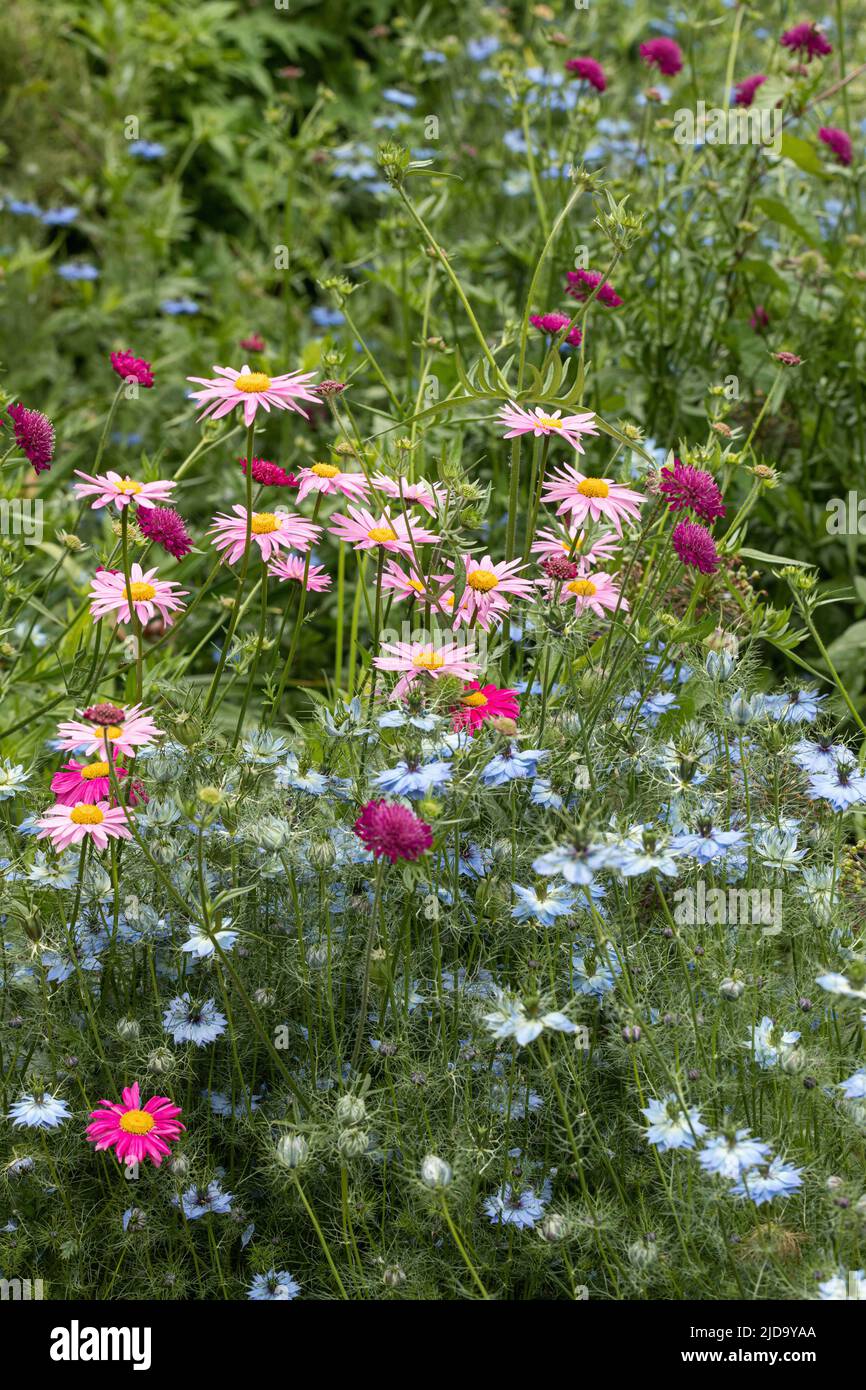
left=481, top=989, right=577, bottom=1046
left=744, top=1016, right=801, bottom=1069
left=181, top=919, right=238, bottom=960
left=752, top=826, right=807, bottom=872
left=797, top=866, right=836, bottom=925
left=420, top=1154, right=453, bottom=1189
left=641, top=1094, right=707, bottom=1152
left=815, top=967, right=866, bottom=1002
left=0, top=760, right=30, bottom=800
left=8, top=1092, right=71, bottom=1129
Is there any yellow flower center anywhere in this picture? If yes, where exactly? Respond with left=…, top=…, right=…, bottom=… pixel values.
left=81, top=762, right=110, bottom=780
left=412, top=650, right=446, bottom=671
left=442, top=594, right=455, bottom=609
left=462, top=691, right=488, bottom=708
left=115, top=479, right=142, bottom=495
left=577, top=478, right=610, bottom=499
left=118, top=1109, right=155, bottom=1135
left=70, top=804, right=105, bottom=825
left=408, top=578, right=425, bottom=593
left=567, top=579, right=598, bottom=596
left=129, top=582, right=156, bottom=601
left=234, top=372, right=271, bottom=393
left=311, top=463, right=340, bottom=478
left=537, top=416, right=563, bottom=430
left=251, top=513, right=280, bottom=534
left=367, top=526, right=397, bottom=543
left=102, top=725, right=123, bottom=742
left=467, top=569, right=499, bottom=592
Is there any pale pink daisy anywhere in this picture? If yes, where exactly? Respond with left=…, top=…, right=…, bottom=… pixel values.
left=452, top=555, right=535, bottom=631
left=531, top=524, right=620, bottom=571
left=209, top=506, right=320, bottom=565
left=86, top=1082, right=184, bottom=1168
left=268, top=552, right=332, bottom=592
left=497, top=401, right=599, bottom=453
left=541, top=463, right=644, bottom=535
left=295, top=462, right=371, bottom=504
left=380, top=558, right=452, bottom=606
left=371, top=474, right=447, bottom=516
left=328, top=505, right=440, bottom=556
left=73, top=470, right=175, bottom=512
left=553, top=571, right=627, bottom=618
left=88, top=563, right=187, bottom=629
left=36, top=799, right=131, bottom=851
left=187, top=364, right=319, bottom=425
left=374, top=640, right=480, bottom=699
left=56, top=702, right=163, bottom=758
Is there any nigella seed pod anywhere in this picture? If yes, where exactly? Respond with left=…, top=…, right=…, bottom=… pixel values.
left=337, top=1128, right=369, bottom=1159
left=306, top=944, right=328, bottom=969
left=276, top=1134, right=310, bottom=1169
left=383, top=1265, right=407, bottom=1287
left=622, top=1025, right=641, bottom=1044
left=169, top=1154, right=191, bottom=1179
left=720, top=977, right=745, bottom=1000
left=420, top=1154, right=452, bottom=1189
left=116, top=1018, right=141, bottom=1040
left=335, top=1095, right=366, bottom=1126
left=539, top=1213, right=567, bottom=1242
left=628, top=1239, right=658, bottom=1268
left=147, top=1047, right=174, bottom=1075
left=308, top=837, right=337, bottom=871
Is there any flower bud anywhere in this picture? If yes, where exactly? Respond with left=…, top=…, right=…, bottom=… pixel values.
left=337, top=1128, right=370, bottom=1159
left=276, top=1134, right=310, bottom=1169
left=420, top=1154, right=452, bottom=1189
left=335, top=1095, right=366, bottom=1126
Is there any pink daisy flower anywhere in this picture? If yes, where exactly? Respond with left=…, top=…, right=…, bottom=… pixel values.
left=452, top=682, right=520, bottom=733
left=88, top=563, right=187, bottom=629
left=639, top=37, right=683, bottom=77
left=57, top=703, right=163, bottom=758
left=380, top=558, right=451, bottom=605
left=452, top=554, right=535, bottom=631
left=565, top=269, right=623, bottom=308
left=36, top=799, right=131, bottom=852
left=209, top=506, right=320, bottom=565
left=73, top=470, right=175, bottom=512
left=137, top=506, right=193, bottom=560
left=50, top=758, right=131, bottom=806
left=353, top=800, right=433, bottom=863
left=497, top=401, right=599, bottom=453
left=268, top=552, right=332, bottom=591
left=531, top=523, right=620, bottom=571
left=187, top=364, right=319, bottom=426
left=110, top=351, right=154, bottom=388
left=529, top=313, right=582, bottom=348
left=3, top=403, right=55, bottom=474
left=780, top=23, right=832, bottom=60
left=819, top=127, right=853, bottom=167
left=659, top=459, right=726, bottom=523
left=374, top=639, right=480, bottom=699
left=672, top=519, right=720, bottom=575
left=328, top=506, right=440, bottom=556
left=553, top=571, right=627, bottom=618
left=734, top=74, right=767, bottom=107
left=295, top=462, right=371, bottom=504
left=564, top=57, right=606, bottom=92
left=371, top=474, right=446, bottom=516
left=241, top=457, right=299, bottom=488
left=86, top=1082, right=184, bottom=1168
left=541, top=463, right=644, bottom=534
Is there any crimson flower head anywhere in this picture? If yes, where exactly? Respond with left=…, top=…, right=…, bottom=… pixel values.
left=672, top=520, right=720, bottom=575
left=565, top=57, right=606, bottom=92
left=353, top=800, right=433, bottom=863
left=819, top=127, right=853, bottom=167
left=529, top=312, right=581, bottom=347
left=4, top=403, right=55, bottom=474
left=639, top=37, right=683, bottom=77
left=773, top=351, right=803, bottom=367
left=659, top=460, right=726, bottom=523
left=110, top=351, right=154, bottom=388
left=137, top=505, right=194, bottom=560
left=750, top=305, right=769, bottom=332
left=780, top=23, right=832, bottom=60
left=241, top=457, right=299, bottom=488
left=565, top=269, right=622, bottom=308
left=734, top=74, right=766, bottom=108
left=240, top=333, right=266, bottom=352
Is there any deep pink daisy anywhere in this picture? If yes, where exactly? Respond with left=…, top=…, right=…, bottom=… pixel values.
left=672, top=520, right=720, bottom=575
left=734, top=74, right=766, bottom=107
left=452, top=682, right=520, bottom=733
left=50, top=758, right=131, bottom=806
left=780, top=23, right=832, bottom=60
left=353, top=800, right=433, bottom=863
left=565, top=269, right=623, bottom=308
left=530, top=313, right=582, bottom=348
left=4, top=403, right=55, bottom=474
left=86, top=1082, right=184, bottom=1168
left=818, top=127, right=853, bottom=167
left=241, top=457, right=299, bottom=488
left=564, top=57, right=606, bottom=92
left=137, top=506, right=193, bottom=559
left=110, top=351, right=154, bottom=388
left=659, top=460, right=726, bottom=523
left=639, top=38, right=683, bottom=77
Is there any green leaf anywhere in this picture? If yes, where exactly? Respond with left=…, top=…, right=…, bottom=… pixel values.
left=779, top=132, right=826, bottom=178
left=754, top=196, right=821, bottom=249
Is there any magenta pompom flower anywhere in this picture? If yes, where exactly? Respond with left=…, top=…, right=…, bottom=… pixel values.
left=187, top=364, right=319, bottom=425
left=57, top=703, right=163, bottom=758
left=639, top=38, right=683, bottom=77
left=452, top=682, right=520, bottom=733
left=530, top=313, right=582, bottom=348
left=659, top=459, right=726, bottom=523
left=498, top=401, right=598, bottom=453
left=353, top=800, right=433, bottom=863
left=73, top=470, right=174, bottom=512
left=818, top=127, right=853, bottom=167
left=780, top=23, right=832, bottom=60
left=541, top=462, right=644, bottom=535
left=565, top=269, right=623, bottom=308
left=4, top=403, right=55, bottom=474
left=50, top=758, right=130, bottom=806
left=328, top=506, right=440, bottom=556
left=137, top=505, right=193, bottom=560
left=268, top=552, right=332, bottom=591
left=209, top=506, right=320, bottom=565
left=452, top=554, right=535, bottom=631
left=86, top=1082, right=184, bottom=1168
left=241, top=457, right=299, bottom=488
left=734, top=74, right=766, bottom=107
left=36, top=800, right=131, bottom=851
left=672, top=520, right=720, bottom=575
left=239, top=333, right=266, bottom=352
left=296, top=462, right=371, bottom=504
left=564, top=57, right=606, bottom=92
left=374, top=639, right=480, bottom=699
left=88, top=563, right=188, bottom=628
left=110, top=351, right=154, bottom=388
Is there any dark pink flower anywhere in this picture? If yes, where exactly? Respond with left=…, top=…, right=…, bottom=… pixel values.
left=4, top=403, right=55, bottom=474
left=639, top=38, right=683, bottom=77
left=240, top=333, right=266, bottom=352
left=773, top=351, right=802, bottom=367
left=540, top=554, right=579, bottom=581
left=564, top=57, right=606, bottom=92
left=819, top=126, right=853, bottom=167
left=660, top=460, right=726, bottom=524
left=750, top=305, right=769, bottom=332
left=780, top=23, right=832, bottom=60
left=240, top=457, right=299, bottom=488
left=565, top=268, right=623, bottom=308
left=734, top=74, right=766, bottom=107
left=452, top=682, right=520, bottom=733
left=672, top=520, right=720, bottom=575
left=110, top=351, right=154, bottom=388
left=353, top=800, right=433, bottom=863
left=317, top=380, right=347, bottom=396
left=137, top=505, right=193, bottom=560
left=529, top=312, right=582, bottom=347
